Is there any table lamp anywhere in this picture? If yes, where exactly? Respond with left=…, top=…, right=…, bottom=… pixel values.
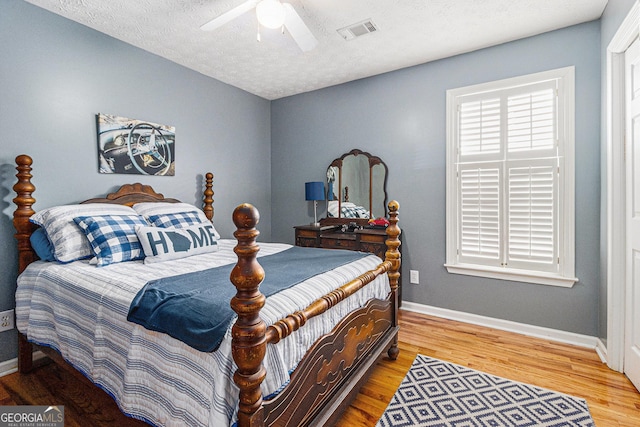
left=305, top=181, right=325, bottom=227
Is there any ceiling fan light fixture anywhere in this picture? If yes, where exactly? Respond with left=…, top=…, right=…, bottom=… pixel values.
left=256, top=0, right=286, bottom=29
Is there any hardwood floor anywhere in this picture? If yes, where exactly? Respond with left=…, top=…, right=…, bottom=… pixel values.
left=1, top=310, right=638, bottom=426
left=338, top=310, right=640, bottom=427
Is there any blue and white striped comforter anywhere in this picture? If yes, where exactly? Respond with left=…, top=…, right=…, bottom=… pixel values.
left=15, top=239, right=390, bottom=427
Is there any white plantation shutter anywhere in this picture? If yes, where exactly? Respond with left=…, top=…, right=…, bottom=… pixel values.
left=446, top=67, right=576, bottom=287
left=507, top=161, right=557, bottom=271
left=459, top=166, right=500, bottom=262
left=507, top=88, right=556, bottom=152
left=460, top=98, right=501, bottom=156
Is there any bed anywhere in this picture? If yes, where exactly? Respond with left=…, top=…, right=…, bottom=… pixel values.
left=12, top=154, right=401, bottom=427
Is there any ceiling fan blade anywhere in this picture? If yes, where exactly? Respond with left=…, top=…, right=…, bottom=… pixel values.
left=282, top=3, right=318, bottom=52
left=200, top=0, right=260, bottom=31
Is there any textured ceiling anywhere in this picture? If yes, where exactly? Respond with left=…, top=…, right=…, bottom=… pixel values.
left=24, top=0, right=608, bottom=100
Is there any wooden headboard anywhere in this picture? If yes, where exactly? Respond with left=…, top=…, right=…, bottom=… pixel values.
left=12, top=154, right=214, bottom=275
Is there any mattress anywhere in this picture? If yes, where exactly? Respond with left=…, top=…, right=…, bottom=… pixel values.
left=15, top=239, right=390, bottom=427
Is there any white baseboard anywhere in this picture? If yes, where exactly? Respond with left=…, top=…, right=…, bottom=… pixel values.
left=401, top=302, right=607, bottom=363
left=0, top=357, right=17, bottom=377
left=595, top=338, right=608, bottom=365
left=0, top=351, right=47, bottom=378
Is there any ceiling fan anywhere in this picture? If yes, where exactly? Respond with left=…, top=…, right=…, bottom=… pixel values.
left=201, top=0, right=318, bottom=52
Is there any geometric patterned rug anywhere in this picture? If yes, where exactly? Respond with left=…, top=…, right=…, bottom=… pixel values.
left=376, top=354, right=595, bottom=427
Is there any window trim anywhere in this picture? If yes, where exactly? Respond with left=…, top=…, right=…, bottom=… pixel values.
left=445, top=67, right=578, bottom=288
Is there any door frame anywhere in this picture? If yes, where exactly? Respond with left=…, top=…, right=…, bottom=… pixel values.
left=606, top=0, right=640, bottom=372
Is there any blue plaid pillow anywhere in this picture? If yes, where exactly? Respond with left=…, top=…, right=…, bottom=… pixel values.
left=147, top=211, right=203, bottom=228
left=132, top=202, right=222, bottom=239
left=73, top=214, right=149, bottom=266
left=147, top=211, right=221, bottom=239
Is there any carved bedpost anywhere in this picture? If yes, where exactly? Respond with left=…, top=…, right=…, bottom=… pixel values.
left=13, top=154, right=37, bottom=373
left=230, top=204, right=267, bottom=427
left=13, top=155, right=37, bottom=273
left=385, top=200, right=401, bottom=360
left=202, top=172, right=214, bottom=221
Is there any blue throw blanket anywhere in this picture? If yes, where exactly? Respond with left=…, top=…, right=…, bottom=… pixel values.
left=127, top=246, right=369, bottom=352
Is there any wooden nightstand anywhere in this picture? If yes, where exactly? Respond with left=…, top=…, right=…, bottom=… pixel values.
left=294, top=224, right=401, bottom=303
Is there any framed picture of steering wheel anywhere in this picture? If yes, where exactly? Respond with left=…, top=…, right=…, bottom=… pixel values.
left=96, top=113, right=175, bottom=176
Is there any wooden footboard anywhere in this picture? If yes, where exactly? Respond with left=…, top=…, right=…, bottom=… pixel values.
left=230, top=202, right=401, bottom=427
left=263, top=299, right=398, bottom=426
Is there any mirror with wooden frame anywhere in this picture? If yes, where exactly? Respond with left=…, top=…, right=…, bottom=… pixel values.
left=323, top=149, right=388, bottom=225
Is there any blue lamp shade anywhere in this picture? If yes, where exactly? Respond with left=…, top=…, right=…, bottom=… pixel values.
left=305, top=181, right=325, bottom=201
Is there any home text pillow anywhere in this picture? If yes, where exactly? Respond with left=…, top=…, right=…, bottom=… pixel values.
left=73, top=214, right=149, bottom=266
left=136, top=223, right=219, bottom=264
left=30, top=203, right=137, bottom=263
left=133, top=202, right=220, bottom=239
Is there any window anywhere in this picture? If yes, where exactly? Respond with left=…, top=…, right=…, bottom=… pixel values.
left=445, top=67, right=577, bottom=287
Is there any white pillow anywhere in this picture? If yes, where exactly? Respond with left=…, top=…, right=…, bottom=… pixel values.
left=30, top=203, right=137, bottom=263
left=132, top=202, right=220, bottom=239
left=136, top=223, right=219, bottom=264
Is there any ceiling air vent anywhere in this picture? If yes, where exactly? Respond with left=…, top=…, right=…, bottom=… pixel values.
left=337, top=19, right=378, bottom=41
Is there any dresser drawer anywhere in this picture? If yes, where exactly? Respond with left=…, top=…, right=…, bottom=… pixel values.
left=358, top=233, right=386, bottom=243
left=320, top=237, right=357, bottom=250
left=297, top=229, right=320, bottom=239
left=296, top=237, right=318, bottom=247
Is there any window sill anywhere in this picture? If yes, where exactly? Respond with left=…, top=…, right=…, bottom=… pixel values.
left=444, top=263, right=578, bottom=288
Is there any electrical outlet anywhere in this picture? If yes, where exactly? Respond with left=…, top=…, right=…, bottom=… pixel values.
left=0, top=309, right=15, bottom=332
left=410, top=270, right=419, bottom=284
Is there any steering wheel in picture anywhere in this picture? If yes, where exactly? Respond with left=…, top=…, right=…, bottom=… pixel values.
left=126, top=122, right=173, bottom=175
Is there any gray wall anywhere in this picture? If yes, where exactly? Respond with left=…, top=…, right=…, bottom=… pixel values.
left=0, top=1, right=272, bottom=363
left=271, top=21, right=602, bottom=336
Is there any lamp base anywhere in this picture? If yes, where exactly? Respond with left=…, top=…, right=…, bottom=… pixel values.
left=310, top=222, right=321, bottom=228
